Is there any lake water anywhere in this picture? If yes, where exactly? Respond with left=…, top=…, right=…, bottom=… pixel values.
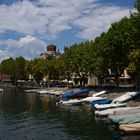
left=0, top=88, right=139, bottom=140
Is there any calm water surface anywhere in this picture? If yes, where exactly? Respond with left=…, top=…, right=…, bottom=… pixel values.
left=0, top=89, right=139, bottom=140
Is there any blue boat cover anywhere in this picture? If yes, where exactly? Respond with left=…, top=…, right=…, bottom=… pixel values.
left=91, top=99, right=112, bottom=107
left=61, top=89, right=89, bottom=100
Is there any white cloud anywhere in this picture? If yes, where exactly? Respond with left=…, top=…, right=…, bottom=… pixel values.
left=73, top=6, right=131, bottom=39
left=0, top=35, right=46, bottom=61
left=0, top=0, right=134, bottom=61
left=20, top=35, right=36, bottom=45
left=0, top=0, right=133, bottom=40
left=0, top=50, right=11, bottom=62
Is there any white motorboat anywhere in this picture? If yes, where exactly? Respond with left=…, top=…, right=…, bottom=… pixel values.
left=37, top=89, right=55, bottom=96
left=59, top=99, right=82, bottom=105
left=92, top=90, right=106, bottom=97
left=108, top=106, right=140, bottom=116
left=49, top=90, right=64, bottom=96
left=81, top=96, right=107, bottom=103
left=95, top=103, right=127, bottom=110
left=95, top=107, right=138, bottom=117
left=108, top=111, right=140, bottom=121
left=112, top=91, right=139, bottom=103
left=119, top=123, right=140, bottom=134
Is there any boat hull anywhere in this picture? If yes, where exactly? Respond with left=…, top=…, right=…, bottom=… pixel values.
left=61, top=89, right=89, bottom=100
left=119, top=123, right=140, bottom=134
left=91, top=99, right=112, bottom=108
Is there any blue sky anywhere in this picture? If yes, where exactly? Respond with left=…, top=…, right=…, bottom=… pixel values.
left=0, top=0, right=135, bottom=61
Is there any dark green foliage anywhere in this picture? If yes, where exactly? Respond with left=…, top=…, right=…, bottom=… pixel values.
left=15, top=56, right=27, bottom=80
left=0, top=57, right=16, bottom=80
left=0, top=57, right=28, bottom=81
left=127, top=49, right=140, bottom=90
left=136, top=0, right=140, bottom=13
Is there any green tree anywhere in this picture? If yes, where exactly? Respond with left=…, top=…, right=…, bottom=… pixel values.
left=0, top=57, right=16, bottom=80
left=25, top=60, right=34, bottom=80
left=129, top=17, right=140, bottom=49
left=48, top=58, right=65, bottom=82
left=89, top=34, right=109, bottom=86
left=32, top=58, right=49, bottom=82
left=136, top=0, right=140, bottom=13
left=63, top=43, right=89, bottom=86
left=15, top=56, right=27, bottom=80
left=103, top=17, right=134, bottom=87
left=127, top=49, right=140, bottom=90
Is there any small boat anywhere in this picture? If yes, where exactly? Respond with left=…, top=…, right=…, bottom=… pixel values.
left=119, top=123, right=140, bottom=134
left=61, top=89, right=89, bottom=100
left=111, top=115, right=140, bottom=124
left=92, top=90, right=106, bottom=97
left=91, top=99, right=112, bottom=108
left=108, top=112, right=140, bottom=122
left=59, top=99, right=82, bottom=105
left=94, top=103, right=126, bottom=110
left=112, top=91, right=140, bottom=103
left=95, top=107, right=136, bottom=117
left=25, top=89, right=40, bottom=93
left=108, top=106, right=140, bottom=116
left=60, top=96, right=107, bottom=106
left=49, top=90, right=64, bottom=96
left=81, top=96, right=107, bottom=103
left=37, top=89, right=55, bottom=96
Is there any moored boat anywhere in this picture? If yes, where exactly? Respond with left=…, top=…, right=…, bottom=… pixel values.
left=94, top=103, right=126, bottom=110
left=24, top=89, right=40, bottom=93
left=60, top=96, right=108, bottom=106
left=37, top=89, right=55, bottom=96
left=108, top=112, right=140, bottom=122
left=112, top=91, right=140, bottom=103
left=108, top=106, right=140, bottom=117
left=61, top=89, right=89, bottom=100
left=59, top=99, right=82, bottom=105
left=91, top=99, right=112, bottom=108
left=111, top=115, right=140, bottom=124
left=95, top=107, right=136, bottom=117
left=49, top=90, right=64, bottom=96
left=81, top=96, right=107, bottom=103
left=92, top=90, right=106, bottom=97
left=119, top=123, right=140, bottom=134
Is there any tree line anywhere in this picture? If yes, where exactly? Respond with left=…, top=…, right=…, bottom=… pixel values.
left=0, top=0, right=140, bottom=88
